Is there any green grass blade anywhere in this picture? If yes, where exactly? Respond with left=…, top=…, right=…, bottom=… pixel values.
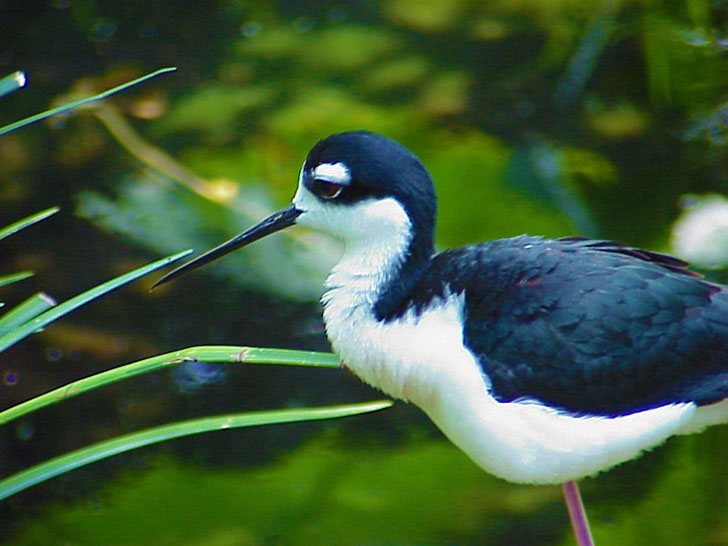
left=0, top=292, right=56, bottom=336
left=0, top=346, right=340, bottom=425
left=0, top=400, right=393, bottom=500
left=0, top=271, right=34, bottom=288
left=0, top=71, right=25, bottom=99
left=0, top=249, right=192, bottom=353
left=233, top=346, right=341, bottom=367
left=0, top=206, right=59, bottom=242
left=0, top=67, right=176, bottom=136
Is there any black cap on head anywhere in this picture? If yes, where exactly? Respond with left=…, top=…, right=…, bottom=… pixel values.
left=304, top=131, right=436, bottom=240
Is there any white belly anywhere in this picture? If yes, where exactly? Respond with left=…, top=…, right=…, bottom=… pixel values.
left=323, top=284, right=718, bottom=484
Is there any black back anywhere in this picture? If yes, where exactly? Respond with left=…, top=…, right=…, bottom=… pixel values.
left=392, top=236, right=728, bottom=417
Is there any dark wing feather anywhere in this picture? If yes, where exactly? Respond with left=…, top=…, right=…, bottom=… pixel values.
left=414, top=236, right=728, bottom=417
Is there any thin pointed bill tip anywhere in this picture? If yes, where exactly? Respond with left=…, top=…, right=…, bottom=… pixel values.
left=151, top=204, right=302, bottom=290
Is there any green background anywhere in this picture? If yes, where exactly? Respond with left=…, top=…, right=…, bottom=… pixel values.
left=1, top=0, right=728, bottom=544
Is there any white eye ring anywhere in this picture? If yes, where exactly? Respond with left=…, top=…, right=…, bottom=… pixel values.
left=312, top=179, right=344, bottom=200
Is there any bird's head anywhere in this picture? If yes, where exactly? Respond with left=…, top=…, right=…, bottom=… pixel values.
left=153, top=131, right=436, bottom=288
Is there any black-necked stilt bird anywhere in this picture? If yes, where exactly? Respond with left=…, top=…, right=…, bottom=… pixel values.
left=155, top=131, right=728, bottom=545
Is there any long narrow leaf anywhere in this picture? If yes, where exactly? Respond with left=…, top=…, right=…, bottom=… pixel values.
left=0, top=207, right=59, bottom=242
left=0, top=292, right=56, bottom=336
left=0, top=71, right=25, bottom=99
left=0, top=400, right=393, bottom=500
left=0, top=346, right=340, bottom=425
left=0, top=249, right=192, bottom=353
left=0, top=271, right=33, bottom=288
left=0, top=67, right=176, bottom=136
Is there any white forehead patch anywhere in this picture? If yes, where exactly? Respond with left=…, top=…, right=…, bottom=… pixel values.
left=312, top=162, right=351, bottom=185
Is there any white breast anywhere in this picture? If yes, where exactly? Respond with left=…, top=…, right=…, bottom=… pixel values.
left=322, top=256, right=704, bottom=484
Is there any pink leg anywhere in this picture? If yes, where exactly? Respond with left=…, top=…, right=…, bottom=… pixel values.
left=562, top=480, right=595, bottom=546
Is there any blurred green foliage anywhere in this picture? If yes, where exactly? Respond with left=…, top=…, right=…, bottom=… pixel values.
left=2, top=0, right=728, bottom=544
left=9, top=430, right=728, bottom=546
left=6, top=434, right=557, bottom=545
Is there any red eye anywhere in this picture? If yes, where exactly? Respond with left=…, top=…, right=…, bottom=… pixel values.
left=312, top=179, right=344, bottom=200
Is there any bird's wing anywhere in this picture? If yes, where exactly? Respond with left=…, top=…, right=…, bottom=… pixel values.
left=426, top=236, right=728, bottom=417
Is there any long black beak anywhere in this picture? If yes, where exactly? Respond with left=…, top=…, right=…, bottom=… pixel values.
left=152, top=204, right=302, bottom=289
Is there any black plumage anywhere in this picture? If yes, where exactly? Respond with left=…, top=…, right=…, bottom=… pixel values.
left=388, top=235, right=728, bottom=417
